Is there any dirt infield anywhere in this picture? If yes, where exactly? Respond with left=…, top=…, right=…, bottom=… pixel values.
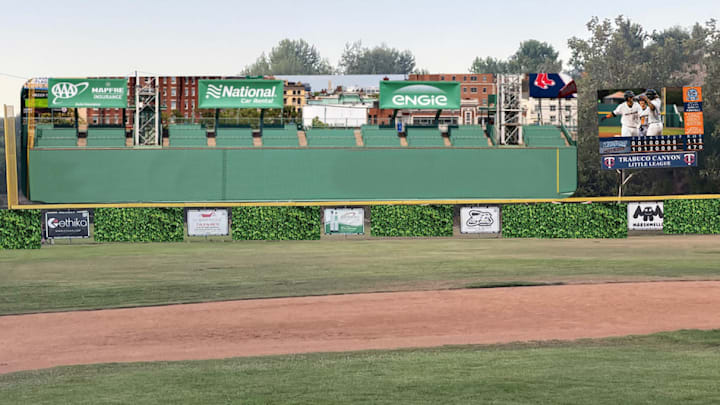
left=2, top=281, right=720, bottom=374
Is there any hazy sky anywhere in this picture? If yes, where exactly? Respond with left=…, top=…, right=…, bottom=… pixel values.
left=0, top=0, right=717, bottom=109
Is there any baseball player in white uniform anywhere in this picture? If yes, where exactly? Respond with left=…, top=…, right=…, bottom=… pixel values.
left=605, top=90, right=640, bottom=137
left=640, top=89, right=663, bottom=136
left=638, top=98, right=650, bottom=136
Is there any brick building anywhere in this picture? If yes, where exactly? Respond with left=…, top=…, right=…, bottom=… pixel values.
left=85, top=75, right=293, bottom=127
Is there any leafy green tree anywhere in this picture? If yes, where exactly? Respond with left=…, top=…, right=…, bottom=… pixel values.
left=508, top=40, right=563, bottom=73
left=339, top=41, right=415, bottom=74
left=242, top=39, right=333, bottom=75
left=469, top=56, right=512, bottom=74
left=469, top=40, right=561, bottom=73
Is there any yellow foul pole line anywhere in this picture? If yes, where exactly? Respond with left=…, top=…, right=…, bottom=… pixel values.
left=3, top=105, right=19, bottom=209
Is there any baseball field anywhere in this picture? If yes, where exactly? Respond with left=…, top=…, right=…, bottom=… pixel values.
left=2, top=236, right=720, bottom=403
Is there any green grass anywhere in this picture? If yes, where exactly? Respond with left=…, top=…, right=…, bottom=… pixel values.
left=598, top=126, right=685, bottom=135
left=2, top=329, right=720, bottom=404
left=1, top=236, right=720, bottom=315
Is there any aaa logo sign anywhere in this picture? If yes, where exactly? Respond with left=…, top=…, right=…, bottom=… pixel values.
left=48, top=78, right=127, bottom=108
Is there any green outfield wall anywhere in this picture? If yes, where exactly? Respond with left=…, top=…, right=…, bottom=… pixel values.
left=28, top=147, right=576, bottom=203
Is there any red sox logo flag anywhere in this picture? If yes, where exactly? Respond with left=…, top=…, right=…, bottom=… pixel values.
left=684, top=153, right=696, bottom=165
left=529, top=73, right=576, bottom=98
left=603, top=156, right=616, bottom=169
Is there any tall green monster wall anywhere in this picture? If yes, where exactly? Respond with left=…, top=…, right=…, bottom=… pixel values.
left=28, top=147, right=576, bottom=203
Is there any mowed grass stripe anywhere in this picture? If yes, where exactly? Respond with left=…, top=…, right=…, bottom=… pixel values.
left=1, top=330, right=720, bottom=404
left=1, top=236, right=720, bottom=314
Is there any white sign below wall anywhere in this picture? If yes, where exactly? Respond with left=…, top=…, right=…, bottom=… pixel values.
left=188, top=209, right=229, bottom=236
left=460, top=206, right=501, bottom=234
left=324, top=208, right=364, bottom=234
left=627, top=202, right=664, bottom=231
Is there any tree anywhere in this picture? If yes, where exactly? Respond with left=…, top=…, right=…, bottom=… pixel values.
left=469, top=56, right=512, bottom=74
left=242, top=39, right=333, bottom=75
left=469, top=40, right=562, bottom=73
left=508, top=40, right=562, bottom=73
left=338, top=41, right=416, bottom=74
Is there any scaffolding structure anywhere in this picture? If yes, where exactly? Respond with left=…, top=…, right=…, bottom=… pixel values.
left=497, top=74, right=523, bottom=145
left=134, top=74, right=160, bottom=146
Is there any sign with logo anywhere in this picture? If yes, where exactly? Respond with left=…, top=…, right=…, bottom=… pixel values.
left=528, top=73, right=576, bottom=98
left=460, top=206, right=501, bottom=234
left=48, top=78, right=127, bottom=108
left=45, top=211, right=90, bottom=239
left=187, top=209, right=229, bottom=236
left=198, top=79, right=284, bottom=109
left=324, top=208, right=364, bottom=234
left=379, top=81, right=461, bottom=110
left=599, top=138, right=631, bottom=154
left=627, top=202, right=663, bottom=231
left=601, top=152, right=697, bottom=170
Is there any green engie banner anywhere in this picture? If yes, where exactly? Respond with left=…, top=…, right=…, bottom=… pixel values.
left=198, top=79, right=284, bottom=109
left=379, top=81, right=461, bottom=109
left=48, top=78, right=127, bottom=108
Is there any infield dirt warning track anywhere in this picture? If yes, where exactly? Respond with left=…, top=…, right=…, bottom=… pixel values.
left=2, top=281, right=720, bottom=374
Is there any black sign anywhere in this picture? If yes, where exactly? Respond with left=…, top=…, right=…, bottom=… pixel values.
left=45, top=211, right=90, bottom=238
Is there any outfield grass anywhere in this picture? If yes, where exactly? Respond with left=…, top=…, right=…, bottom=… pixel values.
left=598, top=126, right=685, bottom=135
left=1, top=329, right=719, bottom=404
left=1, top=236, right=719, bottom=315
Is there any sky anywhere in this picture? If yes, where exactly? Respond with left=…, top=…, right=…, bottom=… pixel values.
left=0, top=0, right=717, bottom=109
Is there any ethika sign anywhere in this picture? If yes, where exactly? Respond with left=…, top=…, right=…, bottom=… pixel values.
left=380, top=81, right=461, bottom=110
left=198, top=79, right=284, bottom=109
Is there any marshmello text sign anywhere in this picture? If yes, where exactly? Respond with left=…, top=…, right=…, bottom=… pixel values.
left=627, top=202, right=663, bottom=231
left=460, top=206, right=500, bottom=234
left=188, top=209, right=229, bottom=236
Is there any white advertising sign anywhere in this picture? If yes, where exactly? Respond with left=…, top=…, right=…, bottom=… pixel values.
left=188, top=209, right=229, bottom=236
left=627, top=202, right=664, bottom=231
left=324, top=208, right=364, bottom=234
left=460, top=206, right=501, bottom=234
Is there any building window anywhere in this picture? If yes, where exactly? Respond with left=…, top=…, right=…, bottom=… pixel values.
left=171, top=101, right=177, bottom=110
left=463, top=87, right=467, bottom=93
left=92, top=117, right=98, bottom=124
left=184, top=102, right=188, bottom=109
left=171, top=77, right=177, bottom=84
left=440, top=76, right=445, bottom=80
left=192, top=88, right=195, bottom=96
left=191, top=101, right=195, bottom=109
left=191, top=77, right=195, bottom=84
left=550, top=115, right=556, bottom=122
left=565, top=105, right=571, bottom=111
left=105, top=117, right=110, bottom=124
left=471, top=87, right=478, bottom=93
left=463, top=76, right=467, bottom=81
left=482, top=88, right=487, bottom=93
left=470, top=76, right=477, bottom=81
left=163, top=77, right=167, bottom=84
left=482, top=76, right=487, bottom=82
left=171, top=88, right=176, bottom=96
left=114, top=117, right=119, bottom=124
left=184, top=88, right=188, bottom=96
left=550, top=105, right=557, bottom=112
left=163, top=89, right=167, bottom=97
left=451, top=76, right=456, bottom=81
left=184, top=112, right=188, bottom=118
